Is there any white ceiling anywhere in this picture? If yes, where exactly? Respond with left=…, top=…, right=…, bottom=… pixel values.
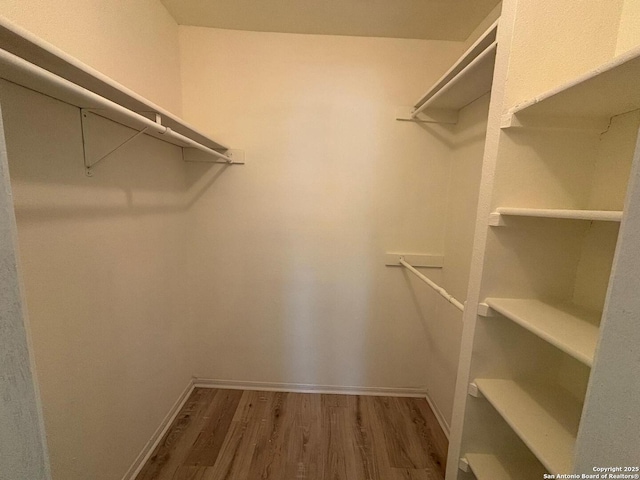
left=160, top=0, right=501, bottom=41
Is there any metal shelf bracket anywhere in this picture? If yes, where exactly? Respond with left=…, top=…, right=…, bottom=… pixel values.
left=81, top=108, right=157, bottom=176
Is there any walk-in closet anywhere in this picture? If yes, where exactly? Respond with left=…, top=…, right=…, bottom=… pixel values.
left=1, top=1, right=639, bottom=480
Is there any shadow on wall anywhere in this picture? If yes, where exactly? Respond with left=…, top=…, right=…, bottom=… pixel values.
left=402, top=269, right=463, bottom=422
left=0, top=79, right=237, bottom=480
left=277, top=95, right=384, bottom=387
left=403, top=269, right=462, bottom=371
left=413, top=98, right=490, bottom=151
left=1, top=80, right=230, bottom=222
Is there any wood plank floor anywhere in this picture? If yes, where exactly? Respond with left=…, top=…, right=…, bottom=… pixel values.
left=136, top=388, right=448, bottom=480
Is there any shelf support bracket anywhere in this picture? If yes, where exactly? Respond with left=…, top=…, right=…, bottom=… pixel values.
left=80, top=108, right=151, bottom=177
left=501, top=112, right=610, bottom=132
left=395, top=106, right=458, bottom=124
left=477, top=303, right=498, bottom=317
left=467, top=382, right=483, bottom=398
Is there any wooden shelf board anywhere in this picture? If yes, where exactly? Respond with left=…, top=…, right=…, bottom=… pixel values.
left=490, top=208, right=623, bottom=225
left=506, top=45, right=640, bottom=121
left=484, top=298, right=600, bottom=367
left=466, top=454, right=512, bottom=480
left=413, top=20, right=498, bottom=114
left=465, top=453, right=547, bottom=480
left=425, top=44, right=496, bottom=112
left=475, top=378, right=581, bottom=475
left=0, top=18, right=228, bottom=152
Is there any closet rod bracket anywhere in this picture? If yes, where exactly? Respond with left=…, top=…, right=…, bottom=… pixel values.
left=80, top=108, right=156, bottom=176
left=395, top=106, right=458, bottom=125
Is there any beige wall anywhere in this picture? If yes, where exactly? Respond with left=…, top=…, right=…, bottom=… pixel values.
left=0, top=6, right=488, bottom=477
left=443, top=95, right=490, bottom=303
left=422, top=7, right=497, bottom=427
left=1, top=81, right=194, bottom=480
left=0, top=5, right=191, bottom=478
left=179, top=27, right=466, bottom=414
left=616, top=0, right=640, bottom=55
left=504, top=0, right=625, bottom=107
left=0, top=0, right=183, bottom=115
left=425, top=94, right=490, bottom=424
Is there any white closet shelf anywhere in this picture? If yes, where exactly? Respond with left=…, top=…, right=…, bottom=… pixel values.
left=489, top=208, right=623, bottom=225
left=408, top=20, right=498, bottom=120
left=465, top=452, right=546, bottom=480
left=482, top=298, right=601, bottom=366
left=474, top=379, right=581, bottom=475
left=0, top=18, right=231, bottom=160
left=502, top=44, right=640, bottom=128
left=466, top=454, right=511, bottom=480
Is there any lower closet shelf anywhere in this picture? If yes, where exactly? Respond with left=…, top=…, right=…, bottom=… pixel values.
left=474, top=378, right=582, bottom=475
left=465, top=453, right=546, bottom=480
left=484, top=298, right=600, bottom=366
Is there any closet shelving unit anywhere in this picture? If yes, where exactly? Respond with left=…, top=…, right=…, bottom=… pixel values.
left=454, top=44, right=640, bottom=480
left=474, top=378, right=582, bottom=474
left=487, top=44, right=640, bottom=226
left=0, top=18, right=237, bottom=172
left=399, top=20, right=498, bottom=124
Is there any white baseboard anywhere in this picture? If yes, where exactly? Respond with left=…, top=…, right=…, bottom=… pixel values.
left=193, top=377, right=428, bottom=398
left=121, top=379, right=195, bottom=480
left=195, top=378, right=450, bottom=437
left=424, top=390, right=451, bottom=439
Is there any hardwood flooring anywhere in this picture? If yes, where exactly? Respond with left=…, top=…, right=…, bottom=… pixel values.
left=136, top=388, right=448, bottom=480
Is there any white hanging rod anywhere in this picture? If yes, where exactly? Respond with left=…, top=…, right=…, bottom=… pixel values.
left=0, top=17, right=228, bottom=151
left=411, top=41, right=498, bottom=120
left=0, top=47, right=234, bottom=164
left=399, top=257, right=465, bottom=312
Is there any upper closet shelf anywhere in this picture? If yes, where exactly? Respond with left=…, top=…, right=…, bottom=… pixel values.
left=502, top=44, right=640, bottom=129
left=0, top=18, right=238, bottom=167
left=489, top=208, right=623, bottom=226
left=397, top=20, right=498, bottom=124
